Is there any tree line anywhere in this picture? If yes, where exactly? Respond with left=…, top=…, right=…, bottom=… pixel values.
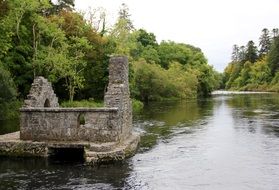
left=223, top=28, right=279, bottom=91
left=0, top=0, right=220, bottom=119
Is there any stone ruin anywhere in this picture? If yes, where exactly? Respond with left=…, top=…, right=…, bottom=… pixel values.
left=23, top=76, right=59, bottom=108
left=0, top=56, right=139, bottom=164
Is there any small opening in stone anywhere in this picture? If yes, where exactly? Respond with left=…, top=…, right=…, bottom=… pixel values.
left=44, top=99, right=50, bottom=107
left=48, top=147, right=85, bottom=162
left=78, top=113, right=85, bottom=126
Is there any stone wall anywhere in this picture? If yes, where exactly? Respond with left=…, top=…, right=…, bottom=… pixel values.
left=20, top=108, right=119, bottom=142
left=20, top=56, right=133, bottom=144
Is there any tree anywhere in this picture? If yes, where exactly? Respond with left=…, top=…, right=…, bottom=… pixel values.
left=235, top=61, right=252, bottom=88
left=0, top=64, right=17, bottom=103
left=267, top=36, right=279, bottom=76
left=249, top=58, right=271, bottom=85
left=271, top=28, right=279, bottom=39
left=245, top=40, right=258, bottom=63
left=40, top=36, right=91, bottom=102
left=141, top=45, right=160, bottom=63
left=132, top=59, right=167, bottom=102
left=157, top=41, right=191, bottom=68
left=0, top=0, right=52, bottom=97
left=118, top=3, right=134, bottom=31
left=48, top=0, right=75, bottom=14
left=259, top=28, right=271, bottom=57
left=136, top=29, right=157, bottom=47
left=231, top=44, right=240, bottom=62
left=0, top=0, right=9, bottom=18
left=109, top=4, right=137, bottom=56
left=239, top=45, right=246, bottom=62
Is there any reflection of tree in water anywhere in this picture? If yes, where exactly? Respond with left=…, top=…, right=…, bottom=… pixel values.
left=134, top=99, right=214, bottom=152
left=139, top=99, right=214, bottom=125
left=0, top=157, right=133, bottom=189
left=225, top=94, right=279, bottom=137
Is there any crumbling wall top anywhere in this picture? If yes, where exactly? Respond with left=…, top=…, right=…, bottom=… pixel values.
left=23, top=76, right=59, bottom=108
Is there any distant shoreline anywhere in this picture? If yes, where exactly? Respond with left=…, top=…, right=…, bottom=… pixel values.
left=211, top=90, right=274, bottom=95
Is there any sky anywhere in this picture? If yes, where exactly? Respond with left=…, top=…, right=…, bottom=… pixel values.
left=75, top=0, right=279, bottom=72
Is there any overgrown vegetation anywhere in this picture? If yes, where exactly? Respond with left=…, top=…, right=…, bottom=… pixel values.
left=223, top=28, right=279, bottom=91
left=0, top=0, right=220, bottom=119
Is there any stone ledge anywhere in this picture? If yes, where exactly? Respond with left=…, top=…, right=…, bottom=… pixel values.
left=20, top=107, right=119, bottom=112
left=85, top=133, right=140, bottom=164
left=0, top=131, right=140, bottom=165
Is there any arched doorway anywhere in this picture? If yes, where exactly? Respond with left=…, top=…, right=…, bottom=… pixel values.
left=44, top=99, right=50, bottom=107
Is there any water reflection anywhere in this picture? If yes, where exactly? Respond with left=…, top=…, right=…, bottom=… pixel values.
left=1, top=95, right=279, bottom=189
left=134, top=99, right=214, bottom=152
left=226, top=94, right=279, bottom=137
left=130, top=95, right=279, bottom=189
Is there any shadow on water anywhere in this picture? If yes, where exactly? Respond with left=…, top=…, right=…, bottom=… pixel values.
left=0, top=156, right=133, bottom=190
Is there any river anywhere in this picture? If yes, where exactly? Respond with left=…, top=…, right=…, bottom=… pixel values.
left=1, top=93, right=279, bottom=189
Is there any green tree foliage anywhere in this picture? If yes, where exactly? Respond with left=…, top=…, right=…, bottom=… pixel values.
left=136, top=29, right=157, bottom=47
left=109, top=3, right=136, bottom=55
left=224, top=28, right=279, bottom=91
left=0, top=64, right=17, bottom=103
left=0, top=1, right=219, bottom=112
left=235, top=61, right=252, bottom=88
left=268, top=36, right=279, bottom=76
left=47, top=0, right=75, bottom=15
left=0, top=64, right=20, bottom=120
left=132, top=59, right=199, bottom=102
left=271, top=28, right=279, bottom=39
left=245, top=41, right=258, bottom=63
left=231, top=44, right=240, bottom=62
left=157, top=41, right=207, bottom=68
left=249, top=58, right=271, bottom=86
left=118, top=3, right=134, bottom=31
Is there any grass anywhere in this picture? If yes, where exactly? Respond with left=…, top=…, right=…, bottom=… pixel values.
left=61, top=99, right=144, bottom=112
left=61, top=100, right=103, bottom=108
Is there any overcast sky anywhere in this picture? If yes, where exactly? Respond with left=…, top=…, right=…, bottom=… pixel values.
left=75, top=0, right=279, bottom=72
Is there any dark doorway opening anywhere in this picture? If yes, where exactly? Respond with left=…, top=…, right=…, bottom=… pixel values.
left=48, top=147, right=85, bottom=162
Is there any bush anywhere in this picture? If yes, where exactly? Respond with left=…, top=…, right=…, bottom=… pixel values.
left=132, top=99, right=144, bottom=112
left=0, top=101, right=22, bottom=120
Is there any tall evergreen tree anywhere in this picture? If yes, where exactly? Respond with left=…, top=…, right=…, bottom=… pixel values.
left=272, top=28, right=279, bottom=39
left=118, top=3, right=134, bottom=31
left=268, top=36, right=279, bottom=75
left=245, top=41, right=258, bottom=63
left=48, top=0, right=75, bottom=14
left=259, top=28, right=271, bottom=57
left=239, top=45, right=246, bottom=62
left=231, top=44, right=240, bottom=62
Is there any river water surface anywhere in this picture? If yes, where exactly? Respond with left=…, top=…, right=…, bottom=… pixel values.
left=1, top=94, right=279, bottom=189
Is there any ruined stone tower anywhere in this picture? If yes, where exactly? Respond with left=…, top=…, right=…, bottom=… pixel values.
left=104, top=56, right=132, bottom=141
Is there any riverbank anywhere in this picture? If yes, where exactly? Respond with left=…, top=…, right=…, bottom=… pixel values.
left=212, top=90, right=274, bottom=95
